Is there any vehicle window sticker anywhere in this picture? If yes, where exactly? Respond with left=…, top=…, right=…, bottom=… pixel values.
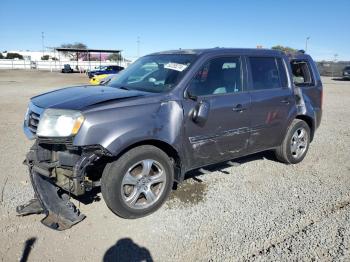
left=164, top=62, right=188, bottom=72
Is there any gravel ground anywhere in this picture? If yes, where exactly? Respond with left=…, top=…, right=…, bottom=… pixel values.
left=0, top=70, right=349, bottom=261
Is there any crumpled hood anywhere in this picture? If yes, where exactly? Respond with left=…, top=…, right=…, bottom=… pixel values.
left=31, top=85, right=147, bottom=110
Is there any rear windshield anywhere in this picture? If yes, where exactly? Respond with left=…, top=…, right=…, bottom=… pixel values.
left=108, top=54, right=197, bottom=93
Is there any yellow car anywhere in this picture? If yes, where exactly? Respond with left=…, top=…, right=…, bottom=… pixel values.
left=89, top=74, right=109, bottom=85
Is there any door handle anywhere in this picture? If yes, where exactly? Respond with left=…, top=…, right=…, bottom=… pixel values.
left=280, top=98, right=290, bottom=105
left=232, top=104, right=246, bottom=113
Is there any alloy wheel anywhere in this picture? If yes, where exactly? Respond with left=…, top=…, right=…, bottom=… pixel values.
left=121, top=159, right=166, bottom=209
left=290, top=127, right=308, bottom=159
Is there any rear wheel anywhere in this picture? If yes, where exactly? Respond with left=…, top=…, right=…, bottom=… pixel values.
left=101, top=145, right=174, bottom=219
left=275, top=119, right=310, bottom=164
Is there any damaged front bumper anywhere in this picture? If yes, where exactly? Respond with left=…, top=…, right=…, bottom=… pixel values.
left=17, top=141, right=107, bottom=230
left=17, top=170, right=86, bottom=230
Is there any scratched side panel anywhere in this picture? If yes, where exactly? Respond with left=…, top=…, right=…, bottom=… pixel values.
left=248, top=88, right=296, bottom=151
left=181, top=93, right=251, bottom=170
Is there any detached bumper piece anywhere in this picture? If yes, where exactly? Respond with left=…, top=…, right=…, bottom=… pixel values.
left=16, top=198, right=44, bottom=216
left=16, top=142, right=104, bottom=230
left=17, top=170, right=86, bottom=231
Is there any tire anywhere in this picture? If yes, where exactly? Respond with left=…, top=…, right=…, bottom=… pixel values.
left=101, top=145, right=174, bottom=219
left=275, top=119, right=311, bottom=164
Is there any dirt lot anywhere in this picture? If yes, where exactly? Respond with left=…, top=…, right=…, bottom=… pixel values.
left=0, top=70, right=349, bottom=261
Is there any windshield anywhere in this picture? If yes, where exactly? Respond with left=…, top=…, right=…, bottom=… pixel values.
left=107, top=54, right=196, bottom=93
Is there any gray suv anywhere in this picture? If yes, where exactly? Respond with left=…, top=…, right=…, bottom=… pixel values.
left=18, top=48, right=323, bottom=230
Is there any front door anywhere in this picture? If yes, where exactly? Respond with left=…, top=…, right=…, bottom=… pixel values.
left=182, top=56, right=251, bottom=169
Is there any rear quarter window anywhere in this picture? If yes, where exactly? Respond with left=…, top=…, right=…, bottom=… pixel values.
left=291, top=60, right=314, bottom=86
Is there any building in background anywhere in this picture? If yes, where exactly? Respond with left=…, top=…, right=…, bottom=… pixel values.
left=0, top=49, right=132, bottom=71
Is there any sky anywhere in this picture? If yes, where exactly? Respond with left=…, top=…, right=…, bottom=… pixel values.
left=0, top=0, right=349, bottom=61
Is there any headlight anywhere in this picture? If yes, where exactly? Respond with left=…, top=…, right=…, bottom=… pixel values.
left=24, top=107, right=29, bottom=123
left=37, top=109, right=84, bottom=137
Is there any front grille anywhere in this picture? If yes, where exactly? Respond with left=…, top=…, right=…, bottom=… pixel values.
left=37, top=137, right=73, bottom=146
left=28, top=111, right=40, bottom=134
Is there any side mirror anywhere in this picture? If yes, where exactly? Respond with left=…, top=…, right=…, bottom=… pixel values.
left=192, top=100, right=210, bottom=126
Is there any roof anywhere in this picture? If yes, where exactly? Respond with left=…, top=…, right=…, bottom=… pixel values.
left=55, top=48, right=121, bottom=53
left=286, top=51, right=312, bottom=60
left=149, top=48, right=285, bottom=56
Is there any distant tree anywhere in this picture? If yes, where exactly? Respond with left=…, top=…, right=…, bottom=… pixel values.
left=51, top=57, right=58, bottom=61
left=41, top=55, right=50, bottom=60
left=107, top=53, right=122, bottom=61
left=271, top=45, right=298, bottom=53
left=59, top=42, right=88, bottom=60
left=6, top=53, right=24, bottom=59
left=0, top=53, right=3, bottom=59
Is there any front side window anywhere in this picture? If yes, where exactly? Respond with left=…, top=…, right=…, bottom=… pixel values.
left=249, top=57, right=281, bottom=90
left=108, top=54, right=196, bottom=93
left=188, top=57, right=242, bottom=96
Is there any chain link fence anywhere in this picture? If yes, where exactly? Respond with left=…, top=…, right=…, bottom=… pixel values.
left=0, top=59, right=131, bottom=71
left=1, top=58, right=348, bottom=78
left=317, top=61, right=350, bottom=77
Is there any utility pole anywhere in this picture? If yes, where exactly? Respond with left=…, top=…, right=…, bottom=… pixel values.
left=332, top=54, right=338, bottom=78
left=305, top=36, right=310, bottom=53
left=41, top=32, right=45, bottom=57
left=46, top=46, right=56, bottom=71
left=137, top=36, right=140, bottom=58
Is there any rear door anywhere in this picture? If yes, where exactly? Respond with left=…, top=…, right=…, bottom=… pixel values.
left=182, top=56, right=251, bottom=168
left=247, top=56, right=296, bottom=152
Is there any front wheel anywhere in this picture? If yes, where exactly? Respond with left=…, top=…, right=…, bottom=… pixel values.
left=101, top=145, right=174, bottom=219
left=275, top=119, right=311, bottom=164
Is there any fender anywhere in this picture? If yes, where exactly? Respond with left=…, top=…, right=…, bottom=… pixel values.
left=285, top=86, right=317, bottom=141
left=104, top=100, right=184, bottom=155
left=73, top=99, right=186, bottom=180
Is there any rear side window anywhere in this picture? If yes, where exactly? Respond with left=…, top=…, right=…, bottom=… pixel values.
left=291, top=60, right=314, bottom=86
left=249, top=57, right=281, bottom=90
